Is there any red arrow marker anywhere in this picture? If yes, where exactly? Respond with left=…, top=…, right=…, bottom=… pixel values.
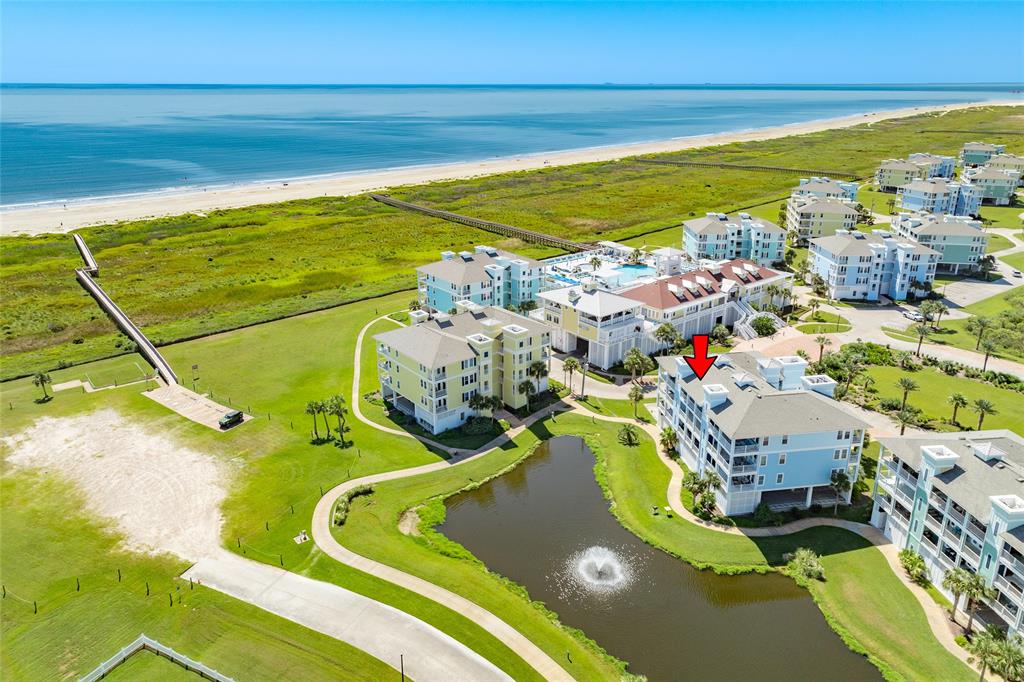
left=684, top=334, right=718, bottom=380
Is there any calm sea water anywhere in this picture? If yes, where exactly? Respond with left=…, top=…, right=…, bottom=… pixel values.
left=1, top=84, right=1019, bottom=206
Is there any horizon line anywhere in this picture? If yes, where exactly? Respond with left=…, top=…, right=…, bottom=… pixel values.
left=3, top=81, right=1023, bottom=88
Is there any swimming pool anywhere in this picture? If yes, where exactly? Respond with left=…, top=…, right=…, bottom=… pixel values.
left=613, top=264, right=656, bottom=284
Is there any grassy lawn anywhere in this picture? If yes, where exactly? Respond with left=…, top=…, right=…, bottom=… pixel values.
left=980, top=204, right=1024, bottom=229
left=577, top=394, right=651, bottom=422
left=0, top=406, right=395, bottom=681
left=987, top=233, right=1014, bottom=253
left=5, top=106, right=1023, bottom=380
left=864, top=364, right=1024, bottom=431
left=797, top=310, right=852, bottom=334
left=927, top=287, right=1024, bottom=362
left=1000, top=250, right=1024, bottom=271
left=1, top=293, right=565, bottom=681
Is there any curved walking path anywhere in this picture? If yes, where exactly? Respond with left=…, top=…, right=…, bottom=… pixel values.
left=315, top=314, right=576, bottom=681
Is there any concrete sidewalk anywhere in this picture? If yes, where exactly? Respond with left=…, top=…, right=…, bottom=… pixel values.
left=184, top=550, right=510, bottom=682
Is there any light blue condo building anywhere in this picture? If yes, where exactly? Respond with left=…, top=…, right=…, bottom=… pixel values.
left=417, top=246, right=545, bottom=313
left=656, top=352, right=868, bottom=516
left=872, top=431, right=1024, bottom=634
left=682, top=212, right=786, bottom=267
left=899, top=178, right=980, bottom=217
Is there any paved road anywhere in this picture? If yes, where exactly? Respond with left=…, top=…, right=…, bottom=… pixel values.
left=184, top=550, right=510, bottom=682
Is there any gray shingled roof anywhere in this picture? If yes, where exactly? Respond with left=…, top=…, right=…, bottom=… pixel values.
left=810, top=231, right=938, bottom=257
left=684, top=213, right=785, bottom=236
left=374, top=325, right=477, bottom=367
left=791, top=198, right=858, bottom=215
left=877, top=431, right=1024, bottom=522
left=416, top=248, right=542, bottom=286
left=657, top=352, right=868, bottom=439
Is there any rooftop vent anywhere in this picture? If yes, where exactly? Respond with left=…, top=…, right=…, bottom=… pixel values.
left=502, top=324, right=528, bottom=335
left=441, top=250, right=456, bottom=261
left=459, top=251, right=474, bottom=261
left=409, top=310, right=430, bottom=325
left=972, top=442, right=1005, bottom=463
left=703, top=383, right=729, bottom=408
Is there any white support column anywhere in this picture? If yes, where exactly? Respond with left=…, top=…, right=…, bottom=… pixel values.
left=805, top=486, right=814, bottom=508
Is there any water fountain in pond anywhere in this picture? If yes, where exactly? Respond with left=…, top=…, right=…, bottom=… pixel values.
left=573, top=546, right=630, bottom=592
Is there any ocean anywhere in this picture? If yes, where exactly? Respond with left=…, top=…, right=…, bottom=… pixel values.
left=1, top=84, right=1019, bottom=206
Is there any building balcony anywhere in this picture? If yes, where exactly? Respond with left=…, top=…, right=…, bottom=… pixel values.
left=996, top=574, right=1024, bottom=601
left=731, top=464, right=758, bottom=475
left=1001, top=549, right=1024, bottom=576
left=947, top=507, right=966, bottom=525
left=734, top=443, right=760, bottom=454
left=962, top=543, right=981, bottom=563
left=730, top=483, right=757, bottom=493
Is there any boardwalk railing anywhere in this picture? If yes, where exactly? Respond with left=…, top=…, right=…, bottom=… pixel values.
left=370, top=193, right=595, bottom=252
left=73, top=236, right=179, bottom=385
left=635, top=158, right=860, bottom=179
left=79, top=634, right=233, bottom=682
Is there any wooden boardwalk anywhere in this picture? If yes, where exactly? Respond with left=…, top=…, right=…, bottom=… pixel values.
left=635, top=158, right=860, bottom=179
left=369, top=193, right=595, bottom=252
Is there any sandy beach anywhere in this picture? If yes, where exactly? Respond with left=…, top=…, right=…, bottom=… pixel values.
left=2, top=99, right=1020, bottom=237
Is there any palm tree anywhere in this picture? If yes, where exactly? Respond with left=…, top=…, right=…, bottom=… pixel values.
left=628, top=383, right=644, bottom=418
left=829, top=470, right=851, bottom=514
left=623, top=347, right=649, bottom=384
left=980, top=339, right=997, bottom=372
left=563, top=357, right=581, bottom=397
left=861, top=374, right=875, bottom=393
left=487, top=395, right=504, bottom=424
left=809, top=298, right=821, bottom=320
left=894, top=350, right=912, bottom=369
left=659, top=427, right=678, bottom=454
left=933, top=301, right=949, bottom=330
left=32, top=372, right=52, bottom=400
left=967, top=629, right=1003, bottom=681
left=942, top=567, right=972, bottom=626
left=468, top=392, right=488, bottom=417
left=527, top=360, right=548, bottom=395
left=949, top=392, right=968, bottom=425
left=995, top=636, right=1024, bottom=682
left=897, top=377, right=919, bottom=411
left=844, top=353, right=865, bottom=391
left=316, top=399, right=331, bottom=437
left=913, top=323, right=931, bottom=356
left=963, top=572, right=997, bottom=634
left=305, top=401, right=320, bottom=440
left=968, top=316, right=992, bottom=350
left=589, top=256, right=602, bottom=272
left=814, top=335, right=832, bottom=362
left=517, top=380, right=536, bottom=410
left=654, top=323, right=677, bottom=354
left=972, top=399, right=998, bottom=430
left=328, top=395, right=349, bottom=444
left=896, top=409, right=917, bottom=436
left=617, top=423, right=640, bottom=446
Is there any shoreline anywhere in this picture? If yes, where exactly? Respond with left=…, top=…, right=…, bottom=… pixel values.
left=2, top=98, right=1020, bottom=236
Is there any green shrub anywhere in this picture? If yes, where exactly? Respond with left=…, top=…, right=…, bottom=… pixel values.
left=787, top=547, right=825, bottom=581
left=898, top=549, right=929, bottom=585
left=751, top=315, right=776, bottom=337
left=752, top=502, right=784, bottom=526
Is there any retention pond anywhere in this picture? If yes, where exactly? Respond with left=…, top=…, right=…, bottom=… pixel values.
left=440, top=436, right=880, bottom=680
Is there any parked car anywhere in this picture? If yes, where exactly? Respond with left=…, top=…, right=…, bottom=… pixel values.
left=219, top=410, right=244, bottom=429
left=902, top=310, right=924, bottom=321
left=1013, top=270, right=1022, bottom=278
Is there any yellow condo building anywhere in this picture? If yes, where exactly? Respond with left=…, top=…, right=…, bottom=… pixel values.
left=374, top=303, right=551, bottom=434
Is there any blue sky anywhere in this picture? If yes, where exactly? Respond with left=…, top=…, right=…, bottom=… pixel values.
left=3, top=1, right=1022, bottom=84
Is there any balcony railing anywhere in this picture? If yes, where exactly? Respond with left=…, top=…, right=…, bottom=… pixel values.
left=962, top=543, right=981, bottom=562
left=734, top=444, right=759, bottom=454
left=1001, top=548, right=1024, bottom=576
left=948, top=507, right=966, bottom=524
left=732, top=464, right=758, bottom=474
left=730, top=483, right=757, bottom=493
left=996, top=573, right=1024, bottom=599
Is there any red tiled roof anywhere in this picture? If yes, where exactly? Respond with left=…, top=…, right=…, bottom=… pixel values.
left=619, top=259, right=781, bottom=310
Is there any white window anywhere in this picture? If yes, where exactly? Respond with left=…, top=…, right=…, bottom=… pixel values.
left=757, top=475, right=765, bottom=486
left=776, top=473, right=784, bottom=484
left=781, top=434, right=789, bottom=445
left=779, top=453, right=787, bottom=465
left=759, top=455, right=768, bottom=466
